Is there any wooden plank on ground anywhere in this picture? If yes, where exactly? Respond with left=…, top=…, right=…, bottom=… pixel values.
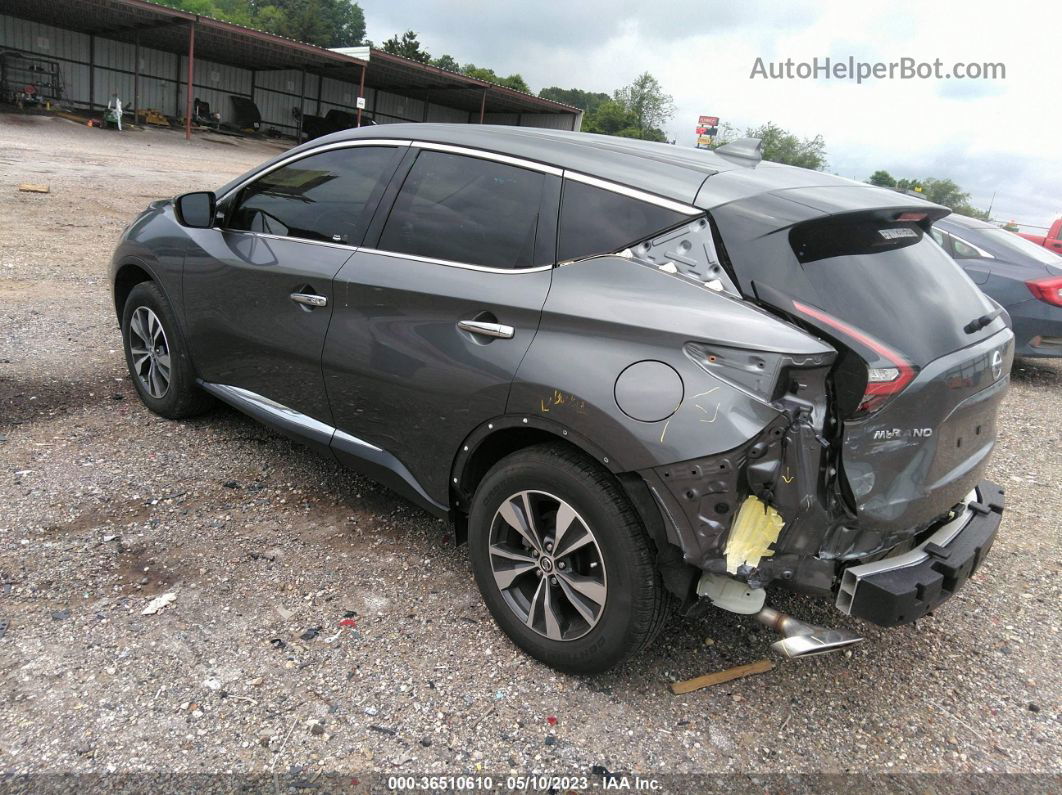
left=671, top=658, right=775, bottom=695
left=17, top=183, right=49, bottom=193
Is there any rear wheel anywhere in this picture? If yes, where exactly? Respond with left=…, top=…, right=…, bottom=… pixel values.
left=121, top=281, right=213, bottom=419
left=468, top=443, right=669, bottom=673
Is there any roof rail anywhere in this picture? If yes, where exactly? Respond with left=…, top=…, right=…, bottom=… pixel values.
left=714, top=137, right=763, bottom=164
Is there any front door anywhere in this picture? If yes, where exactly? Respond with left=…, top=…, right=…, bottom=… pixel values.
left=322, top=147, right=560, bottom=505
left=182, top=143, right=406, bottom=422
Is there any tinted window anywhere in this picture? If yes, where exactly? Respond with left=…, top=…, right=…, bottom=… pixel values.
left=980, top=228, right=1062, bottom=265
left=558, top=180, right=689, bottom=262
left=788, top=219, right=996, bottom=365
left=949, top=235, right=982, bottom=259
left=378, top=151, right=545, bottom=268
left=228, top=146, right=398, bottom=245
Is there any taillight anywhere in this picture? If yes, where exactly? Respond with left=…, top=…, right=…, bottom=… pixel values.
left=792, top=301, right=915, bottom=414
left=1026, top=276, right=1062, bottom=308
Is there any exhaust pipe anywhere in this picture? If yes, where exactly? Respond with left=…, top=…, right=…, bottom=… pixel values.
left=754, top=606, right=863, bottom=658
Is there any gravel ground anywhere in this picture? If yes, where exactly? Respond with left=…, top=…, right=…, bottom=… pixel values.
left=0, top=113, right=1059, bottom=785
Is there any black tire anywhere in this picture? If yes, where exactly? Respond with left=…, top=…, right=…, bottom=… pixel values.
left=468, top=442, right=670, bottom=674
left=121, top=281, right=214, bottom=419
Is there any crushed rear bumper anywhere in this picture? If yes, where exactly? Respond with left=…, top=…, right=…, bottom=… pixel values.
left=835, top=481, right=1003, bottom=626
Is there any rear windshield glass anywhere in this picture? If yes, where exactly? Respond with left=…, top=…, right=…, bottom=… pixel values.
left=788, top=220, right=996, bottom=364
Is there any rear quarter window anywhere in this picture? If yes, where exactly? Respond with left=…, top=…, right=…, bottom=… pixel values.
left=557, top=180, right=690, bottom=262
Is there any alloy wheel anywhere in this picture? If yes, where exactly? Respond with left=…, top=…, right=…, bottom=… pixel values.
left=128, top=306, right=171, bottom=399
left=488, top=490, right=607, bottom=641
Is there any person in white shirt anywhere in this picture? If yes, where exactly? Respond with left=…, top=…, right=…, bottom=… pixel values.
left=108, top=92, right=123, bottom=131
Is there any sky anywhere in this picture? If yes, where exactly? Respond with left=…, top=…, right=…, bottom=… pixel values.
left=362, top=0, right=1062, bottom=229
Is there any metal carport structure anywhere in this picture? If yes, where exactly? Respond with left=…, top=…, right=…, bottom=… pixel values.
left=0, top=0, right=581, bottom=139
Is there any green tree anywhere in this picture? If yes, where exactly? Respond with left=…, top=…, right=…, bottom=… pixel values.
left=317, top=0, right=366, bottom=47
left=909, top=177, right=989, bottom=218
left=883, top=174, right=990, bottom=218
left=460, top=64, right=530, bottom=93
left=953, top=204, right=991, bottom=220
left=156, top=0, right=365, bottom=47
left=254, top=4, right=287, bottom=33
left=497, top=74, right=531, bottom=93
left=919, top=177, right=969, bottom=208
left=273, top=0, right=331, bottom=46
left=581, top=99, right=667, bottom=142
left=742, top=121, right=827, bottom=170
left=612, top=72, right=675, bottom=138
left=582, top=99, right=638, bottom=135
left=382, top=30, right=431, bottom=63
left=538, top=87, right=610, bottom=115
left=868, top=170, right=897, bottom=188
left=431, top=54, right=461, bottom=72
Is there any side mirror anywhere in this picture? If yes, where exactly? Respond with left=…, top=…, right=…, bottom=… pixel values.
left=175, top=191, right=217, bottom=228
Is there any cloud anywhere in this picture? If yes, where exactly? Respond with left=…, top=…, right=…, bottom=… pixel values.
left=935, top=80, right=1005, bottom=101
left=361, top=0, right=1062, bottom=227
left=365, top=0, right=823, bottom=54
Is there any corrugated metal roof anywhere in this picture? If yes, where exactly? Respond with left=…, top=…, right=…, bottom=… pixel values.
left=0, top=0, right=580, bottom=116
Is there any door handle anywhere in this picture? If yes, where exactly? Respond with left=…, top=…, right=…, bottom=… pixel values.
left=458, top=319, right=514, bottom=339
left=290, top=292, right=327, bottom=308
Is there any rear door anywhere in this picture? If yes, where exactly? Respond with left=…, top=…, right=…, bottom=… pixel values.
left=322, top=145, right=559, bottom=505
left=182, top=142, right=405, bottom=422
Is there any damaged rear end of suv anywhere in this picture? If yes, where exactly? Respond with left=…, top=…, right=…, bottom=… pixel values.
left=496, top=137, right=1012, bottom=669
left=632, top=142, right=1011, bottom=659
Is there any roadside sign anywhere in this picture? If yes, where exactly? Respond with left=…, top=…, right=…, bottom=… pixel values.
left=697, top=135, right=713, bottom=147
left=356, top=96, right=366, bottom=109
left=698, top=115, right=718, bottom=127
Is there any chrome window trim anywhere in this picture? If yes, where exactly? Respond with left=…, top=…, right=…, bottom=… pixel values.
left=356, top=247, right=553, bottom=274
left=217, top=228, right=361, bottom=251
left=411, top=140, right=564, bottom=176
left=410, top=140, right=700, bottom=215
left=212, top=136, right=702, bottom=269
left=216, top=138, right=412, bottom=204
left=947, top=230, right=995, bottom=260
left=561, top=170, right=702, bottom=216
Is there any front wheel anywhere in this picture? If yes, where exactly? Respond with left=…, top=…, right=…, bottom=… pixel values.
left=121, top=281, right=213, bottom=419
left=468, top=443, right=669, bottom=673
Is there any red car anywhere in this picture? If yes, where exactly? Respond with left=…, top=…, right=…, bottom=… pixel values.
left=1019, top=217, right=1062, bottom=254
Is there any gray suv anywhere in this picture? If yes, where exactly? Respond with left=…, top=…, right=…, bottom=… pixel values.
left=110, top=126, right=1011, bottom=672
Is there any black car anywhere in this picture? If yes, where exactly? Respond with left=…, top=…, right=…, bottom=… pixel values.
left=110, top=126, right=1011, bottom=672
